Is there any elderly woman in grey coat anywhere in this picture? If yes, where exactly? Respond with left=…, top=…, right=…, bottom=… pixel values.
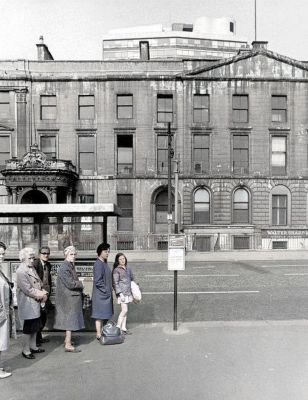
left=54, top=246, right=84, bottom=353
left=16, top=247, right=48, bottom=360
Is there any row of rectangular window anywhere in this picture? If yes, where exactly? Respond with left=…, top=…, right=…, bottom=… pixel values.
left=40, top=94, right=288, bottom=124
left=80, top=191, right=288, bottom=231
left=0, top=133, right=289, bottom=177
left=0, top=92, right=288, bottom=124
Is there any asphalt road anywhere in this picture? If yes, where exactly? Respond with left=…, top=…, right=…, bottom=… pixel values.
left=128, top=259, right=308, bottom=323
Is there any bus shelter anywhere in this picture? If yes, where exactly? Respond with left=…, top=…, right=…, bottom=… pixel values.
left=0, top=203, right=121, bottom=256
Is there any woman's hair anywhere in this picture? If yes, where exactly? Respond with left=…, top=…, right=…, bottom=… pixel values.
left=19, top=247, right=34, bottom=262
left=0, top=241, right=6, bottom=251
left=64, top=245, right=77, bottom=258
left=96, top=242, right=110, bottom=256
left=113, top=252, right=127, bottom=270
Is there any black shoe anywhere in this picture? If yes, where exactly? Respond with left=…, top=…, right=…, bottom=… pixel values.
left=39, top=338, right=50, bottom=344
left=30, top=348, right=45, bottom=354
left=36, top=342, right=42, bottom=347
left=22, top=352, right=35, bottom=359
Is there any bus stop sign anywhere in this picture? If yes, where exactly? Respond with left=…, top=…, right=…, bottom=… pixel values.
left=168, top=234, right=185, bottom=271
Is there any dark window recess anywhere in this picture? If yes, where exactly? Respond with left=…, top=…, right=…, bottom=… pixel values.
left=194, top=236, right=211, bottom=251
left=157, top=241, right=168, bottom=250
left=117, top=135, right=133, bottom=175
left=117, top=241, right=134, bottom=251
left=117, top=194, right=133, bottom=231
left=233, top=236, right=250, bottom=250
left=272, top=241, right=288, bottom=249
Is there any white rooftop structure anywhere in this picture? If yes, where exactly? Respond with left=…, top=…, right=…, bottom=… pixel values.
left=102, top=17, right=248, bottom=61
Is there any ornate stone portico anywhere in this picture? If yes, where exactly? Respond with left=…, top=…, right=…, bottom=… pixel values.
left=0, top=143, right=78, bottom=249
left=0, top=143, right=78, bottom=204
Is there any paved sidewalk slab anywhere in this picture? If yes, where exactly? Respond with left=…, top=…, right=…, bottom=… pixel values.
left=1, top=321, right=308, bottom=400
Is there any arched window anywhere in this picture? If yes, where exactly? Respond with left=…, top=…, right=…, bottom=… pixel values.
left=155, top=190, right=174, bottom=224
left=271, top=185, right=290, bottom=226
left=194, top=188, right=210, bottom=224
left=233, top=188, right=249, bottom=223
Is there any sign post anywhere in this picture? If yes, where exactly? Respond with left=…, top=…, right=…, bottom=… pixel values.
left=168, top=234, right=185, bottom=331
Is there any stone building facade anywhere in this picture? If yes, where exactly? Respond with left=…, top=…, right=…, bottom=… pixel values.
left=1, top=39, right=308, bottom=251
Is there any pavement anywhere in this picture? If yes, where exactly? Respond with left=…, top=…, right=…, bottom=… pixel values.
left=109, top=249, right=308, bottom=262
left=2, top=320, right=308, bottom=400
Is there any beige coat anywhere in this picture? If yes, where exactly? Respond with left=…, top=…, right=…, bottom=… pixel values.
left=16, top=263, right=45, bottom=321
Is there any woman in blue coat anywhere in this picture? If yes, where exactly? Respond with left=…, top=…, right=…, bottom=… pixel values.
left=91, top=243, right=113, bottom=340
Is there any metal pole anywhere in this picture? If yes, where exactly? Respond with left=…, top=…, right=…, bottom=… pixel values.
left=174, top=159, right=179, bottom=235
left=174, top=270, right=177, bottom=330
left=167, top=122, right=173, bottom=234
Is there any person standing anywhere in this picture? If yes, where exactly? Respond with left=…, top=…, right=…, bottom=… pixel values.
left=16, top=247, right=48, bottom=359
left=113, top=253, right=134, bottom=335
left=54, top=246, right=84, bottom=353
left=91, top=243, right=113, bottom=340
left=0, top=242, right=15, bottom=378
left=33, top=246, right=52, bottom=346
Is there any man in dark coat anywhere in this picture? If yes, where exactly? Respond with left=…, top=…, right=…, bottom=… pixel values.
left=33, top=246, right=52, bottom=346
left=91, top=243, right=113, bottom=340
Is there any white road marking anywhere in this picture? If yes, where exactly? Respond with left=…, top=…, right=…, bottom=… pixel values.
left=261, top=264, right=308, bottom=268
left=284, top=273, right=308, bottom=276
left=144, top=274, right=239, bottom=277
left=143, top=290, right=260, bottom=295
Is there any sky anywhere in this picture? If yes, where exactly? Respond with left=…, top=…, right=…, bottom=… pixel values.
left=0, top=0, right=307, bottom=61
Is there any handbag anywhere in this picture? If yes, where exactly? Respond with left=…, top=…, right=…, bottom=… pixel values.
left=100, top=320, right=124, bottom=345
left=131, top=281, right=142, bottom=303
left=82, top=293, right=92, bottom=310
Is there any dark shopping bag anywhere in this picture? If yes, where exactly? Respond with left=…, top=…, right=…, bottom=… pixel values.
left=99, top=320, right=124, bottom=345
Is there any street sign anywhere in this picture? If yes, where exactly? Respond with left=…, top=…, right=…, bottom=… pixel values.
left=168, top=234, right=185, bottom=271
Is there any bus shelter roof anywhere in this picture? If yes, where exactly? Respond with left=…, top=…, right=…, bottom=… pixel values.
left=0, top=203, right=121, bottom=217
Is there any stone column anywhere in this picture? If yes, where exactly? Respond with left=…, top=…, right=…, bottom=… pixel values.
left=16, top=89, right=28, bottom=157
left=63, top=188, right=73, bottom=250
left=10, top=187, right=19, bottom=250
left=48, top=188, right=58, bottom=250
